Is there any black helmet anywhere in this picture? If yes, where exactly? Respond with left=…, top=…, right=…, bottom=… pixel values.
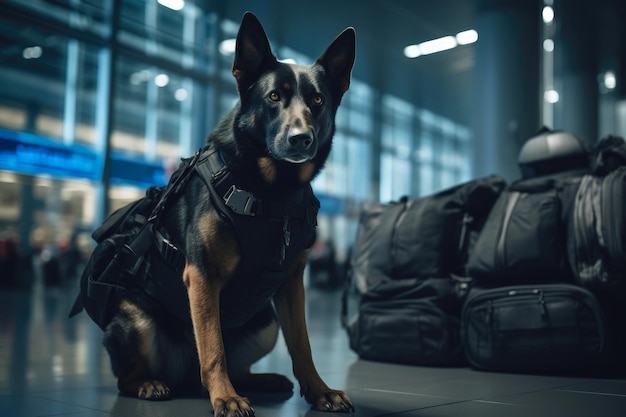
left=518, top=127, right=591, bottom=179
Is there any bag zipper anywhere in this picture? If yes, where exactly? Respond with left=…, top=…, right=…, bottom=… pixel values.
left=495, top=191, right=521, bottom=271
left=390, top=199, right=410, bottom=277
left=456, top=212, right=474, bottom=269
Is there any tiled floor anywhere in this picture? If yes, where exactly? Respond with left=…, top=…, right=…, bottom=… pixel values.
left=1, top=277, right=625, bottom=417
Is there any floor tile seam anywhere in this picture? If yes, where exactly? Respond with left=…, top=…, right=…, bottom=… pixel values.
left=360, top=387, right=458, bottom=401
left=372, top=399, right=473, bottom=417
left=344, top=379, right=451, bottom=394
left=361, top=381, right=608, bottom=407
left=464, top=382, right=626, bottom=406
left=543, top=379, right=626, bottom=394
left=553, top=389, right=626, bottom=398
left=369, top=397, right=531, bottom=417
left=360, top=387, right=526, bottom=407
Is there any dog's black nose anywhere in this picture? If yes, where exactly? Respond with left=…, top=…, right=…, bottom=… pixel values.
left=288, top=134, right=313, bottom=149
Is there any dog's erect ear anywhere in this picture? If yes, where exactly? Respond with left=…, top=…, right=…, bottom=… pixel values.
left=232, top=12, right=277, bottom=94
left=315, top=28, right=356, bottom=100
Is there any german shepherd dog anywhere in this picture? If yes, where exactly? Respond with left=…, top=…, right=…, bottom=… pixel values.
left=102, top=12, right=355, bottom=416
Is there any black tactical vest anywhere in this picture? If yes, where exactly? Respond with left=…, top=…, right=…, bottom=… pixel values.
left=189, top=147, right=319, bottom=327
left=71, top=146, right=319, bottom=330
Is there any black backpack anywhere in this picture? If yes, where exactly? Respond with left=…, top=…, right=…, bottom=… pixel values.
left=460, top=134, right=626, bottom=374
left=567, top=136, right=626, bottom=291
left=349, top=175, right=507, bottom=291
left=342, top=175, right=506, bottom=366
left=69, top=151, right=202, bottom=329
left=467, top=173, right=585, bottom=286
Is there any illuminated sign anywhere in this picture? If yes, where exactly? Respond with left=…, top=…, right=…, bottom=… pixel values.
left=0, top=128, right=169, bottom=188
left=0, top=128, right=100, bottom=180
left=110, top=152, right=167, bottom=187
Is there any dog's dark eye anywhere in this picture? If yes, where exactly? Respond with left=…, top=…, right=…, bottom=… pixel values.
left=312, top=95, right=324, bottom=106
left=269, top=91, right=280, bottom=102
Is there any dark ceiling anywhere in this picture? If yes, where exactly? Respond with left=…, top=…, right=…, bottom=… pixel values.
left=219, top=0, right=477, bottom=76
left=217, top=0, right=482, bottom=123
left=217, top=0, right=626, bottom=127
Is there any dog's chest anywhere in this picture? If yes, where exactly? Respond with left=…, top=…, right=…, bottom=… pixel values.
left=215, top=196, right=318, bottom=328
left=193, top=151, right=320, bottom=327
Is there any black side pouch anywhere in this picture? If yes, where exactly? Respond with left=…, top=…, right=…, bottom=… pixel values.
left=462, top=284, right=608, bottom=372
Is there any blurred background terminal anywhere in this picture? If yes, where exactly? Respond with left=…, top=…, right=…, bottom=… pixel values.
left=0, top=0, right=624, bottom=288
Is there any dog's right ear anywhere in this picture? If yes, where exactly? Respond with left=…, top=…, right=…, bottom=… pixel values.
left=232, top=12, right=277, bottom=94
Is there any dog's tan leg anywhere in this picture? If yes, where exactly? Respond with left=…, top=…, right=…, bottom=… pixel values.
left=183, top=263, right=254, bottom=416
left=273, top=251, right=354, bottom=413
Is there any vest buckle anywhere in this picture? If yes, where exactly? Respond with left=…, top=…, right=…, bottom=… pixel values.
left=224, top=185, right=258, bottom=216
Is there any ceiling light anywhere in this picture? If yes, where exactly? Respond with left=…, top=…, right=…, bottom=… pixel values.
left=604, top=71, right=617, bottom=90
left=455, top=30, right=478, bottom=45
left=542, top=6, right=554, bottom=23
left=405, top=30, right=477, bottom=59
left=219, top=39, right=236, bottom=56
left=404, top=36, right=457, bottom=58
left=543, top=39, right=554, bottom=52
left=157, top=0, right=185, bottom=11
left=154, top=73, right=170, bottom=87
left=544, top=89, right=559, bottom=103
left=22, top=46, right=42, bottom=59
left=404, top=44, right=421, bottom=58
left=418, top=36, right=457, bottom=55
left=175, top=88, right=188, bottom=101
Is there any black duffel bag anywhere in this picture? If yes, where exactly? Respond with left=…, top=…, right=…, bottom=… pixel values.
left=462, top=283, right=609, bottom=372
left=467, top=173, right=584, bottom=286
left=350, top=175, right=506, bottom=293
left=347, top=277, right=468, bottom=366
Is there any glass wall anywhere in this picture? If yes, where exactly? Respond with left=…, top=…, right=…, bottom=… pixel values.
left=380, top=96, right=472, bottom=202
left=0, top=0, right=475, bottom=286
left=111, top=57, right=199, bottom=160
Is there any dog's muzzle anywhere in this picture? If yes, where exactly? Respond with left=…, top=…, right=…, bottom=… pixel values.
left=280, top=127, right=317, bottom=163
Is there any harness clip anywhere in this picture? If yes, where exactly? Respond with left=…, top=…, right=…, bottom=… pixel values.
left=224, top=185, right=258, bottom=216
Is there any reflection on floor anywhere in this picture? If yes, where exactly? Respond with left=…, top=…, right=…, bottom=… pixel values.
left=1, top=278, right=625, bottom=417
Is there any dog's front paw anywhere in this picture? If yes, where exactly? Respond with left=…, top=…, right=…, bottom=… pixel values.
left=309, top=390, right=354, bottom=413
left=212, top=396, right=255, bottom=417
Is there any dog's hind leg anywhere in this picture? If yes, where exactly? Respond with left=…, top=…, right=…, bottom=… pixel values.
left=223, top=305, right=294, bottom=394
left=103, top=299, right=171, bottom=401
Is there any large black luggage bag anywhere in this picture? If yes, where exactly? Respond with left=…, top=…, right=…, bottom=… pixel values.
left=344, top=176, right=505, bottom=366
left=348, top=277, right=467, bottom=366
left=466, top=174, right=583, bottom=286
left=568, top=166, right=626, bottom=290
left=350, top=175, right=506, bottom=293
left=462, top=283, right=608, bottom=372
left=466, top=128, right=591, bottom=286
